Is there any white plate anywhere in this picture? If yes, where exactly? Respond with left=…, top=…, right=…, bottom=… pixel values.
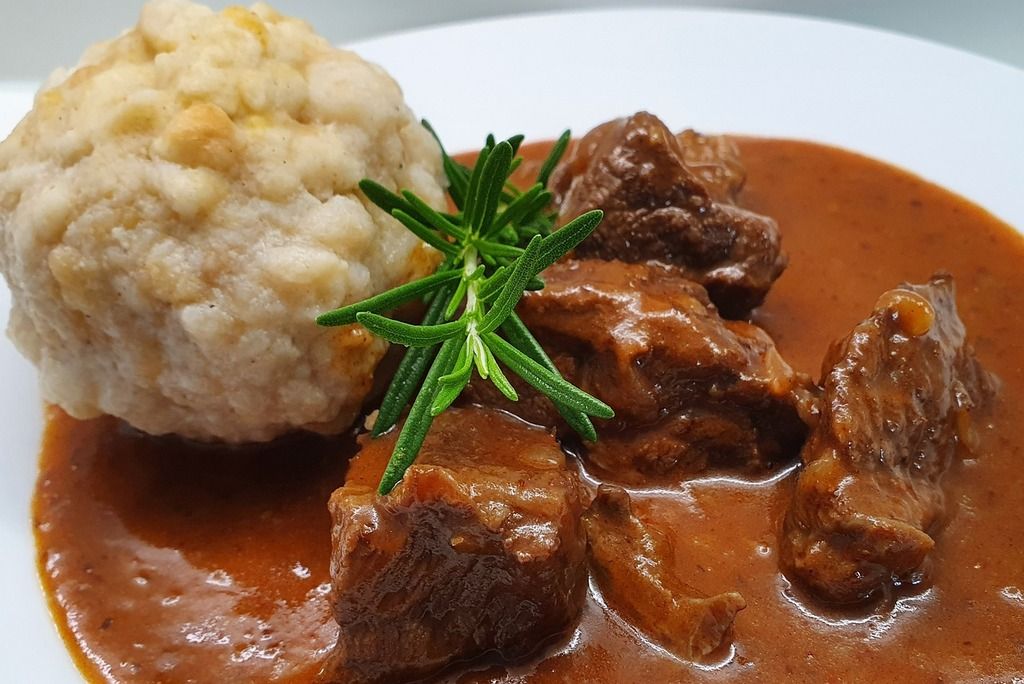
left=1, top=8, right=1022, bottom=682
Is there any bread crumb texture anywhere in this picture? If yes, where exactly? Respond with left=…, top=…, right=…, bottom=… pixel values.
left=0, top=0, right=444, bottom=442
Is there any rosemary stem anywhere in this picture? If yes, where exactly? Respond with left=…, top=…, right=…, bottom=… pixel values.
left=462, top=245, right=489, bottom=379
left=463, top=245, right=480, bottom=313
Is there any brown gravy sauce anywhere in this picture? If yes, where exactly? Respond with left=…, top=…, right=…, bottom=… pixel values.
left=34, top=138, right=1024, bottom=682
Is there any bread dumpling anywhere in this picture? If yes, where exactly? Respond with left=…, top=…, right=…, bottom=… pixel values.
left=0, top=0, right=445, bottom=442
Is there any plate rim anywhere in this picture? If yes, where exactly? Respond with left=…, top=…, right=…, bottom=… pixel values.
left=347, top=5, right=1024, bottom=77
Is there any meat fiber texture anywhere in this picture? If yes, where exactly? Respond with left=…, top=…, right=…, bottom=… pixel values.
left=584, top=484, right=745, bottom=660
left=326, top=408, right=588, bottom=683
left=465, top=259, right=814, bottom=484
left=781, top=275, right=996, bottom=603
left=550, top=112, right=786, bottom=318
left=0, top=0, right=444, bottom=442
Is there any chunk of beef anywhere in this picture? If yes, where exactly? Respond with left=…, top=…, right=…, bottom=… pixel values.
left=780, top=275, right=996, bottom=604
left=323, top=408, right=587, bottom=684
left=550, top=111, right=785, bottom=316
left=584, top=485, right=746, bottom=659
left=466, top=259, right=814, bottom=484
left=676, top=128, right=747, bottom=203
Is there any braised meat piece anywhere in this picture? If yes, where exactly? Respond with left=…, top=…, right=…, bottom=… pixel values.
left=467, top=259, right=813, bottom=484
left=781, top=275, right=996, bottom=604
left=584, top=485, right=746, bottom=659
left=676, top=128, right=747, bottom=203
left=550, top=111, right=785, bottom=316
left=323, top=408, right=588, bottom=684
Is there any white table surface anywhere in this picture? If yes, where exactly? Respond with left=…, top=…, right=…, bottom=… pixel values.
left=0, top=0, right=1021, bottom=82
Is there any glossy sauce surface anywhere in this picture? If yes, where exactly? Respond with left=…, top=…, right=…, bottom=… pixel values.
left=34, top=138, right=1024, bottom=682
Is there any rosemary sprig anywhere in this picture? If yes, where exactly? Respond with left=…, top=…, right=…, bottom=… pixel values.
left=318, top=123, right=613, bottom=494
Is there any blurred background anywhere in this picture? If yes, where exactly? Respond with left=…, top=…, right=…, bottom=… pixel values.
left=0, top=0, right=1021, bottom=80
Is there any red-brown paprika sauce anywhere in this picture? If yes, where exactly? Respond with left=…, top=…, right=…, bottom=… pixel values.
left=33, top=138, right=1024, bottom=682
